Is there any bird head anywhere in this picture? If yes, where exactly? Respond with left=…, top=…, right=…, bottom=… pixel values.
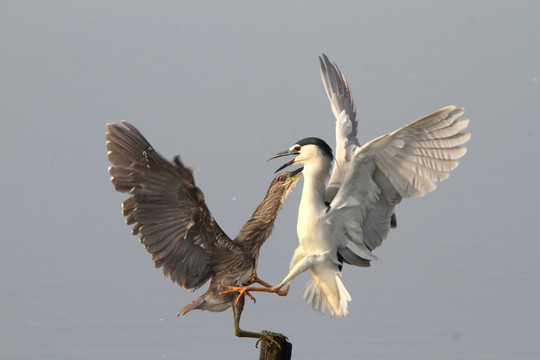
left=260, top=166, right=303, bottom=206
left=269, top=137, right=333, bottom=173
left=271, top=166, right=303, bottom=195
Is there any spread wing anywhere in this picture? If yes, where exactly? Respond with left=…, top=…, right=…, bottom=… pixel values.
left=106, top=121, right=241, bottom=289
left=325, top=106, right=470, bottom=263
left=319, top=54, right=360, bottom=203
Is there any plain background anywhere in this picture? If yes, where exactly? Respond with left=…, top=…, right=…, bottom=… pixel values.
left=1, top=1, right=539, bottom=359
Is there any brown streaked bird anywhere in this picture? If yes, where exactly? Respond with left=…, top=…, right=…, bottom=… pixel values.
left=106, top=121, right=302, bottom=345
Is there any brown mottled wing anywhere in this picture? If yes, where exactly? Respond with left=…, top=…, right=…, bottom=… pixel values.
left=106, top=121, right=242, bottom=290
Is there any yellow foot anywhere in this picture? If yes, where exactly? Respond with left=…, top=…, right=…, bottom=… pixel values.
left=255, top=330, right=287, bottom=349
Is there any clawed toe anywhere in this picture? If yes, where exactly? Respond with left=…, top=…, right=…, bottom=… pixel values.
left=219, top=286, right=256, bottom=305
left=255, top=331, right=286, bottom=349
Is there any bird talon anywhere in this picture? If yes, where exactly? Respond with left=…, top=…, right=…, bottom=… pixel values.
left=219, top=286, right=256, bottom=305
left=245, top=291, right=256, bottom=303
left=255, top=331, right=283, bottom=350
left=218, top=286, right=242, bottom=296
left=245, top=274, right=258, bottom=285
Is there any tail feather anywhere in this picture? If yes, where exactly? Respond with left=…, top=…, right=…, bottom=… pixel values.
left=176, top=296, right=204, bottom=316
left=303, top=278, right=327, bottom=314
left=302, top=268, right=351, bottom=317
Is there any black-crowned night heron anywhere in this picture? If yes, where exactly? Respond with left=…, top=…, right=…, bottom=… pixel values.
left=106, top=121, right=302, bottom=344
left=224, top=54, right=470, bottom=317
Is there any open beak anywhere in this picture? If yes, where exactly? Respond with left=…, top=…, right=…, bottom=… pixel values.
left=289, top=166, right=304, bottom=177
left=268, top=149, right=299, bottom=173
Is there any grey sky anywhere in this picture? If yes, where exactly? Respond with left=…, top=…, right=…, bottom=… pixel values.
left=1, top=1, right=539, bottom=359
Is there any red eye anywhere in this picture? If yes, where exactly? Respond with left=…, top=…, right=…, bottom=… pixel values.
left=294, top=146, right=301, bottom=152
left=278, top=176, right=286, bottom=182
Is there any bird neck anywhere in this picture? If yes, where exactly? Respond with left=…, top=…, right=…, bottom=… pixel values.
left=250, top=191, right=285, bottom=223
left=301, top=155, right=331, bottom=204
left=298, top=173, right=327, bottom=219
left=297, top=158, right=331, bottom=236
left=234, top=189, right=285, bottom=255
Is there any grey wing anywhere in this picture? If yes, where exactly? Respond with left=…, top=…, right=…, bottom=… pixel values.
left=319, top=54, right=360, bottom=203
left=326, top=106, right=470, bottom=263
left=106, top=121, right=241, bottom=290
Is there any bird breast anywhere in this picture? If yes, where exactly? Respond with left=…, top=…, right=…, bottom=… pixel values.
left=296, top=165, right=335, bottom=253
left=297, top=208, right=336, bottom=254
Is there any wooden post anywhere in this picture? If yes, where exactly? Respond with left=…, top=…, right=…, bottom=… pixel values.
left=259, top=333, right=292, bottom=360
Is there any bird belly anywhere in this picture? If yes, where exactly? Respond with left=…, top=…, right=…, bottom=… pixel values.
left=197, top=297, right=232, bottom=312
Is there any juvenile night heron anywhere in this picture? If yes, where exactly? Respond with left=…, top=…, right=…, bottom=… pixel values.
left=106, top=121, right=302, bottom=344
left=224, top=54, right=470, bottom=316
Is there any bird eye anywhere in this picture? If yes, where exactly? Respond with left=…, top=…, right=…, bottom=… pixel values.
left=278, top=176, right=286, bottom=182
left=294, top=146, right=301, bottom=152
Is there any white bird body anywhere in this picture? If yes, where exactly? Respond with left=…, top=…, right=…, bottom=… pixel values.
left=228, top=54, right=470, bottom=318
left=272, top=144, right=353, bottom=316
left=296, top=153, right=331, bottom=252
left=275, top=105, right=470, bottom=317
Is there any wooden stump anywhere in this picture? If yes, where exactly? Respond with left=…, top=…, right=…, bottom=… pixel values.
left=259, top=332, right=292, bottom=360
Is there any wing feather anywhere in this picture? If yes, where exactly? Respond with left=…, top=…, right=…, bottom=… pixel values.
left=326, top=106, right=469, bottom=259
left=106, top=121, right=241, bottom=290
left=319, top=54, right=360, bottom=203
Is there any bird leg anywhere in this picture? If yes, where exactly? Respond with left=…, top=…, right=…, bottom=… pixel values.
left=220, top=282, right=286, bottom=303
left=222, top=254, right=313, bottom=301
left=244, top=272, right=273, bottom=287
left=235, top=327, right=286, bottom=349
left=240, top=273, right=267, bottom=302
left=276, top=282, right=291, bottom=297
left=221, top=272, right=281, bottom=305
left=228, top=286, right=257, bottom=305
left=232, top=294, right=286, bottom=349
